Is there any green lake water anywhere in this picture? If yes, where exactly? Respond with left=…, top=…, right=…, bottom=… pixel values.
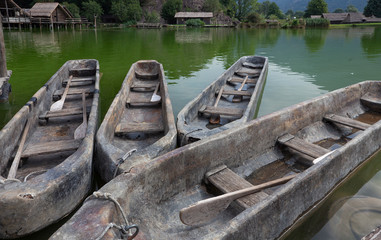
left=1, top=26, right=381, bottom=239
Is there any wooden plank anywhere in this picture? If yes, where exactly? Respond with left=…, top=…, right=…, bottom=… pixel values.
left=53, top=87, right=94, bottom=97
left=242, top=62, right=264, bottom=69
left=127, top=91, right=161, bottom=106
left=222, top=90, right=252, bottom=96
left=22, top=139, right=81, bottom=158
left=115, top=122, right=164, bottom=135
left=69, top=68, right=96, bottom=77
left=40, top=107, right=90, bottom=120
left=199, top=106, right=244, bottom=117
left=228, top=76, right=258, bottom=84
left=206, top=165, right=269, bottom=209
left=235, top=67, right=261, bottom=77
left=324, top=114, right=371, bottom=131
left=278, top=134, right=330, bottom=159
left=131, top=82, right=158, bottom=90
left=361, top=93, right=381, bottom=112
left=135, top=70, right=159, bottom=80
left=63, top=76, right=95, bottom=84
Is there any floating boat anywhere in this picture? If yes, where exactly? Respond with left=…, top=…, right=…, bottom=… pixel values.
left=52, top=81, right=381, bottom=240
left=177, top=56, right=268, bottom=146
left=0, top=59, right=100, bottom=238
left=95, top=60, right=176, bottom=182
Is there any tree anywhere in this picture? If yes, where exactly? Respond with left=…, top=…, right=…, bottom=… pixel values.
left=364, top=0, right=381, bottom=17
left=285, top=9, right=294, bottom=18
left=111, top=0, right=142, bottom=22
left=82, top=1, right=103, bottom=22
left=304, top=0, right=328, bottom=18
left=236, top=0, right=257, bottom=20
left=202, top=0, right=221, bottom=13
left=268, top=2, right=283, bottom=19
left=294, top=11, right=304, bottom=18
left=161, top=0, right=182, bottom=23
left=63, top=2, right=80, bottom=18
left=333, top=8, right=344, bottom=13
left=346, top=5, right=358, bottom=12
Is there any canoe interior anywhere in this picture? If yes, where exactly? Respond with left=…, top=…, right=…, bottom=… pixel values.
left=95, top=60, right=176, bottom=182
left=177, top=56, right=268, bottom=145
left=0, top=60, right=98, bottom=181
left=67, top=81, right=381, bottom=239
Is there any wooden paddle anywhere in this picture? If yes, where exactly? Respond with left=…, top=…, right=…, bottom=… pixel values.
left=74, top=91, right=87, bottom=139
left=179, top=174, right=297, bottom=226
left=150, top=83, right=161, bottom=102
left=209, top=87, right=224, bottom=124
left=232, top=76, right=248, bottom=103
left=7, top=115, right=32, bottom=179
left=50, top=75, right=73, bottom=111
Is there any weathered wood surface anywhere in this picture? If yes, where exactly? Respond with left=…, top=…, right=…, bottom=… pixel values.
left=235, top=67, right=261, bottom=77
left=228, top=76, right=258, bottom=84
left=278, top=133, right=330, bottom=159
left=21, top=139, right=81, bottom=158
left=115, top=122, right=164, bottom=134
left=54, top=87, right=94, bottom=97
left=242, top=62, right=264, bottom=69
left=127, top=91, right=162, bottom=105
left=74, top=92, right=87, bottom=140
left=131, top=81, right=158, bottom=90
left=135, top=70, right=159, bottom=80
left=39, top=106, right=90, bottom=121
left=222, top=90, right=251, bottom=96
left=50, top=75, right=73, bottom=111
left=0, top=17, right=7, bottom=78
left=206, top=165, right=268, bottom=209
left=63, top=76, right=95, bottom=85
left=199, top=106, right=244, bottom=117
left=324, top=114, right=371, bottom=130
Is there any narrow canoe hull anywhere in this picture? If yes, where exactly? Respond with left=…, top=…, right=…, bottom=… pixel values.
left=95, top=60, right=177, bottom=182
left=0, top=59, right=100, bottom=238
left=52, top=81, right=381, bottom=239
left=177, top=56, right=268, bottom=146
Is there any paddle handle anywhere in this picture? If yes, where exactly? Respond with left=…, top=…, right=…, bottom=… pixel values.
left=61, top=75, right=73, bottom=102
left=179, top=174, right=297, bottom=226
left=82, top=91, right=86, bottom=122
left=213, top=87, right=224, bottom=107
left=153, top=83, right=159, bottom=95
left=237, top=76, right=248, bottom=91
left=7, top=116, right=32, bottom=179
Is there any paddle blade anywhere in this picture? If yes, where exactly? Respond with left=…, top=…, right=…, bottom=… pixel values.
left=74, top=122, right=87, bottom=139
left=179, top=196, right=231, bottom=226
left=50, top=100, right=63, bottom=112
left=150, top=93, right=161, bottom=102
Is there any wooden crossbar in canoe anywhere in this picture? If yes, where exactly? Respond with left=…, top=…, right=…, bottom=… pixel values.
left=199, top=106, right=244, bottom=117
left=222, top=90, right=252, bottom=97
left=278, top=133, right=330, bottom=159
left=323, top=114, right=371, bottom=131
left=63, top=76, right=95, bottom=86
left=69, top=68, right=96, bottom=77
left=228, top=76, right=258, bottom=84
left=131, top=81, right=158, bottom=90
left=235, top=67, right=261, bottom=77
left=361, top=93, right=381, bottom=112
left=135, top=71, right=159, bottom=80
left=126, top=92, right=161, bottom=106
left=205, top=165, right=269, bottom=209
left=242, top=62, right=264, bottom=69
left=115, top=122, right=164, bottom=135
left=21, top=139, right=81, bottom=158
left=39, top=106, right=90, bottom=122
left=53, top=87, right=94, bottom=98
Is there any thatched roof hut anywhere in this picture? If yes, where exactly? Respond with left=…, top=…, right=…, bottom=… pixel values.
left=322, top=13, right=348, bottom=24
left=174, top=12, right=213, bottom=24
left=30, top=2, right=72, bottom=23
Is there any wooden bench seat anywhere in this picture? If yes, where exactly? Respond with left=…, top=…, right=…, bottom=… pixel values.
left=69, top=68, right=96, bottom=77
left=235, top=67, right=261, bottom=77
left=126, top=92, right=161, bottom=107
left=131, top=81, right=158, bottom=90
left=242, top=62, right=264, bottom=69
left=324, top=114, right=371, bottom=131
left=39, top=107, right=90, bottom=124
left=135, top=71, right=159, bottom=80
left=199, top=106, right=244, bottom=117
left=63, top=76, right=95, bottom=87
left=278, top=133, right=330, bottom=160
left=222, top=90, right=252, bottom=97
left=53, top=87, right=94, bottom=99
left=361, top=93, right=381, bottom=112
left=228, top=76, right=258, bottom=85
left=22, top=139, right=82, bottom=158
left=205, top=165, right=269, bottom=209
left=115, top=122, right=164, bottom=135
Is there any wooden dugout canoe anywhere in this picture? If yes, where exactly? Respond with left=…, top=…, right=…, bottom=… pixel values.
left=52, top=81, right=381, bottom=240
left=0, top=59, right=100, bottom=238
left=95, top=60, right=176, bottom=182
left=177, top=56, right=268, bottom=146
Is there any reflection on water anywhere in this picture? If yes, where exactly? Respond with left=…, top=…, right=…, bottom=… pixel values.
left=175, top=29, right=212, bottom=43
left=362, top=27, right=381, bottom=59
left=304, top=29, right=328, bottom=53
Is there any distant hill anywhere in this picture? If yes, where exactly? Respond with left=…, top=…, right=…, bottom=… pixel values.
left=257, top=0, right=367, bottom=13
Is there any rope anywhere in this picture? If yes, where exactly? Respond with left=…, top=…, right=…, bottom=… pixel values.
left=180, top=128, right=202, bottom=147
left=92, top=192, right=139, bottom=240
left=23, top=170, right=47, bottom=182
left=113, top=149, right=137, bottom=178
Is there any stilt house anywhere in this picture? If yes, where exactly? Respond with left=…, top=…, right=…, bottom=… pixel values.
left=0, top=0, right=30, bottom=27
left=30, top=2, right=73, bottom=24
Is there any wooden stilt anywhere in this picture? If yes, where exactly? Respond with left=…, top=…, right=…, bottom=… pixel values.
left=0, top=16, right=8, bottom=78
